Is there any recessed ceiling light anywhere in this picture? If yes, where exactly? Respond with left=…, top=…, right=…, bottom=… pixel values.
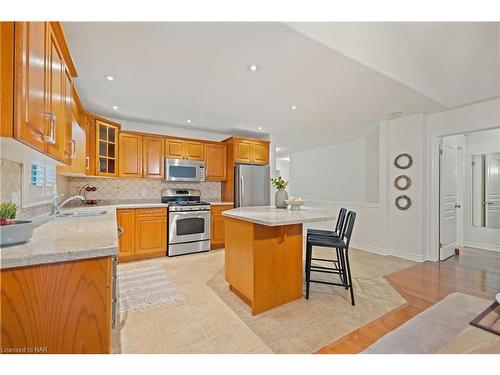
left=248, top=64, right=258, bottom=72
left=257, top=127, right=263, bottom=130
left=390, top=111, right=402, bottom=118
left=105, top=75, right=115, bottom=81
left=112, top=105, right=118, bottom=110
left=290, top=105, right=297, bottom=110
left=186, top=119, right=192, bottom=123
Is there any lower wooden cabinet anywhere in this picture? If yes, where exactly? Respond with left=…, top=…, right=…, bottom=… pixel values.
left=211, top=204, right=233, bottom=249
left=117, top=208, right=167, bottom=262
left=0, top=256, right=112, bottom=353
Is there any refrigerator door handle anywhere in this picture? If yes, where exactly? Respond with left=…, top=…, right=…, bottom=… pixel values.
left=240, top=174, right=244, bottom=207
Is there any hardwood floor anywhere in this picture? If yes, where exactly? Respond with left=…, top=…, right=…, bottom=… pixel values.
left=315, top=247, right=500, bottom=354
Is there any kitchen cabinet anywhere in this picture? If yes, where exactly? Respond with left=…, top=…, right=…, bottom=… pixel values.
left=211, top=204, right=233, bottom=249
left=56, top=114, right=86, bottom=175
left=233, top=137, right=269, bottom=165
left=84, top=113, right=96, bottom=175
left=118, top=132, right=165, bottom=179
left=116, top=207, right=167, bottom=262
left=12, top=22, right=73, bottom=164
left=1, top=256, right=112, bottom=353
left=135, top=214, right=167, bottom=255
left=221, top=136, right=271, bottom=202
left=96, top=118, right=119, bottom=176
left=117, top=209, right=135, bottom=260
left=13, top=22, right=47, bottom=152
left=45, top=25, right=67, bottom=163
left=205, top=143, right=227, bottom=181
left=166, top=138, right=204, bottom=160
left=143, top=136, right=165, bottom=179
left=119, top=132, right=143, bottom=178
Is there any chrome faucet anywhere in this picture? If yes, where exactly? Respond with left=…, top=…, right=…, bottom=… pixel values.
left=50, top=194, right=86, bottom=216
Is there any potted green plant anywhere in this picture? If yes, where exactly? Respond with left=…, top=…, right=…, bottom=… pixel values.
left=0, top=202, right=33, bottom=247
left=0, top=202, right=17, bottom=225
left=271, top=176, right=289, bottom=209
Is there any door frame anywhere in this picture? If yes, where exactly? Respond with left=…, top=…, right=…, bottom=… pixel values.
left=428, top=127, right=498, bottom=262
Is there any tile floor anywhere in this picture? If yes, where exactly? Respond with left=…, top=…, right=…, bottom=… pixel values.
left=114, top=247, right=415, bottom=354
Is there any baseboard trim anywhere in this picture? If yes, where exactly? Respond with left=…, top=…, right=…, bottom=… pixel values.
left=463, top=241, right=500, bottom=252
left=350, top=241, right=425, bottom=262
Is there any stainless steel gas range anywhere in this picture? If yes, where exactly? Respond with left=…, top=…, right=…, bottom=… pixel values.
left=161, top=189, right=211, bottom=256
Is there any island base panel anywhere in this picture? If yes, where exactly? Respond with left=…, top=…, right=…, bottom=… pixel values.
left=225, top=218, right=303, bottom=315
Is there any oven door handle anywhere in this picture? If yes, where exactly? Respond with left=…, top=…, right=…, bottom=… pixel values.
left=171, top=211, right=210, bottom=215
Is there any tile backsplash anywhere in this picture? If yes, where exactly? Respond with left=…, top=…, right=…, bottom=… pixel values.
left=0, top=158, right=22, bottom=204
left=67, top=177, right=221, bottom=201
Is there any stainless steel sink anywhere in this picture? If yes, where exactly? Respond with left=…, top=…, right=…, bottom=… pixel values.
left=57, top=210, right=108, bottom=217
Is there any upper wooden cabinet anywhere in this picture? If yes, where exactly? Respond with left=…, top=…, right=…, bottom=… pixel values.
left=119, top=132, right=165, bottom=179
left=10, top=22, right=74, bottom=164
left=119, top=132, right=143, bottom=178
left=96, top=118, right=119, bottom=176
left=166, top=138, right=204, bottom=160
left=205, top=143, right=227, bottom=181
left=143, top=136, right=165, bottom=179
left=56, top=114, right=86, bottom=176
left=233, top=137, right=269, bottom=165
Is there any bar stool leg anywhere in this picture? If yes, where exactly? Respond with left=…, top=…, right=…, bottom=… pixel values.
left=344, top=250, right=355, bottom=306
left=305, top=242, right=312, bottom=299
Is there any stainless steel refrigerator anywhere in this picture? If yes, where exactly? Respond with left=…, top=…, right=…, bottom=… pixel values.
left=234, top=164, right=271, bottom=207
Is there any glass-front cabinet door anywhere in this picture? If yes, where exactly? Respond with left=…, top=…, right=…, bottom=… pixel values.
left=96, top=120, right=119, bottom=176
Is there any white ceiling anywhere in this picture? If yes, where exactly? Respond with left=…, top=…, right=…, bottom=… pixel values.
left=286, top=22, right=500, bottom=108
left=63, top=22, right=499, bottom=156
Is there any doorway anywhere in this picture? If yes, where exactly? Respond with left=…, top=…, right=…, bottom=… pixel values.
left=439, top=128, right=500, bottom=260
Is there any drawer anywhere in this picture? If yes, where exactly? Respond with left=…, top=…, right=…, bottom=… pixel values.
left=135, top=207, right=167, bottom=217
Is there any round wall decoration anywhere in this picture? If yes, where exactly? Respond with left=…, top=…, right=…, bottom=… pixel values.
left=395, top=195, right=412, bottom=210
left=394, top=175, right=412, bottom=190
left=394, top=153, right=413, bottom=169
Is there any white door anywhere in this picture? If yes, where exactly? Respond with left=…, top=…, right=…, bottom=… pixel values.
left=485, top=153, right=500, bottom=228
left=440, top=141, right=458, bottom=260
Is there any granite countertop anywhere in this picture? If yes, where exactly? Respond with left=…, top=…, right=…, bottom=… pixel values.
left=0, top=206, right=120, bottom=270
left=222, top=206, right=336, bottom=226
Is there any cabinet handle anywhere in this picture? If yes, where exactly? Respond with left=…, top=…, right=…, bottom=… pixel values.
left=117, top=226, right=124, bottom=237
left=70, top=140, right=76, bottom=159
left=43, top=113, right=56, bottom=144
left=85, top=156, right=90, bottom=170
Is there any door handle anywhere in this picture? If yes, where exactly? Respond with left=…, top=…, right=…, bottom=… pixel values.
left=240, top=174, right=244, bottom=207
left=70, top=140, right=76, bottom=159
left=42, top=113, right=56, bottom=144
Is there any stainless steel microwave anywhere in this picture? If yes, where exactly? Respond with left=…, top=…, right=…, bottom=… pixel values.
left=165, top=159, right=205, bottom=182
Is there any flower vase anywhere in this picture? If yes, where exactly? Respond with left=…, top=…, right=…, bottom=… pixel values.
left=275, top=190, right=288, bottom=209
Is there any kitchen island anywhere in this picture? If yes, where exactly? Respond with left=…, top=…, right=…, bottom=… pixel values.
left=222, top=206, right=336, bottom=315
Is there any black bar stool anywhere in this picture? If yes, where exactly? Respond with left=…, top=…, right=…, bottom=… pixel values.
left=306, top=207, right=347, bottom=240
left=305, top=211, right=357, bottom=305
left=305, top=208, right=347, bottom=278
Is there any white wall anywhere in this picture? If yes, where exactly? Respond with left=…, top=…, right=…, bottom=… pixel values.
left=289, top=126, right=379, bottom=203
left=289, top=115, right=428, bottom=262
left=384, top=114, right=427, bottom=260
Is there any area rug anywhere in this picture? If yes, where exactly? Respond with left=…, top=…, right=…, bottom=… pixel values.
left=117, top=265, right=184, bottom=315
left=207, top=247, right=415, bottom=353
left=362, top=292, right=493, bottom=354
